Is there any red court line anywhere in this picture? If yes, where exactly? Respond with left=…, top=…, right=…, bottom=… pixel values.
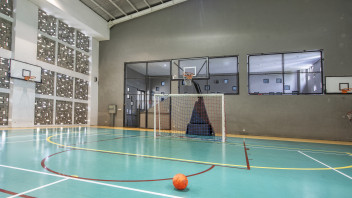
left=41, top=149, right=215, bottom=182
left=48, top=135, right=246, bottom=170
left=243, top=140, right=251, bottom=170
left=0, top=188, right=36, bottom=198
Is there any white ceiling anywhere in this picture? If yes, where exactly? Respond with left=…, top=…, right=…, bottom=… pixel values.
left=79, top=0, right=188, bottom=28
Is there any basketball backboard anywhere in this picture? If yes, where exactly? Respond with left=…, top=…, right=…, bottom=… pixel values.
left=10, top=59, right=42, bottom=82
left=325, top=76, right=352, bottom=94
left=171, top=57, right=209, bottom=80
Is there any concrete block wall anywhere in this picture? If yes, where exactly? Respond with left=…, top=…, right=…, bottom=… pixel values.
left=99, top=0, right=352, bottom=141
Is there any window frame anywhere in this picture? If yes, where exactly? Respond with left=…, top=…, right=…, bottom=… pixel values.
left=177, top=55, right=239, bottom=95
left=247, top=50, right=324, bottom=95
left=207, top=55, right=240, bottom=95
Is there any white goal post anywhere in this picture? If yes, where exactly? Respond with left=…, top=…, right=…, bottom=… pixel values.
left=154, top=94, right=226, bottom=142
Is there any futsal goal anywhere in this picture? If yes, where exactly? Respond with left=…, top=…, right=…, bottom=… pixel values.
left=154, top=94, right=226, bottom=142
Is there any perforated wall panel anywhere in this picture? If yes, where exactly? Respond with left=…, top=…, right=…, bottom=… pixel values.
left=56, top=73, right=73, bottom=98
left=76, top=31, right=89, bottom=52
left=0, top=92, right=9, bottom=125
left=0, top=18, right=12, bottom=51
left=58, top=21, right=75, bottom=45
left=74, top=102, right=88, bottom=124
left=75, top=78, right=88, bottom=100
left=57, top=43, right=74, bottom=70
left=38, top=9, right=57, bottom=37
left=76, top=51, right=89, bottom=75
left=0, top=57, right=10, bottom=89
left=34, top=98, right=54, bottom=125
left=36, top=69, right=55, bottom=95
left=37, top=35, right=55, bottom=65
left=0, top=0, right=13, bottom=17
left=56, top=100, right=72, bottom=124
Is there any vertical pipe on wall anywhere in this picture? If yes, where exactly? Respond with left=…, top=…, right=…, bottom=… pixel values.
left=221, top=94, right=225, bottom=143
left=153, top=94, right=156, bottom=138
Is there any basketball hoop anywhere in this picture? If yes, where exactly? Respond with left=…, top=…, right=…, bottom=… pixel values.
left=183, top=72, right=194, bottom=86
left=341, top=88, right=352, bottom=94
left=24, top=76, right=36, bottom=81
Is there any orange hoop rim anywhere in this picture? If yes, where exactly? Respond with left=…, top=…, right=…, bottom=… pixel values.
left=183, top=72, right=194, bottom=80
left=341, top=88, right=352, bottom=94
left=24, top=76, right=36, bottom=81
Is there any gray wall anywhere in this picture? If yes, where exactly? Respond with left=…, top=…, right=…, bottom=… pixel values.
left=99, top=0, right=352, bottom=141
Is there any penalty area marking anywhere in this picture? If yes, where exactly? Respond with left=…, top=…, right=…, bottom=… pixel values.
left=46, top=134, right=352, bottom=171
left=298, top=151, right=352, bottom=180
left=0, top=164, right=182, bottom=198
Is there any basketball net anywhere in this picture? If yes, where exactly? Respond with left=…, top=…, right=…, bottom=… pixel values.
left=341, top=88, right=352, bottom=94
left=24, top=76, right=36, bottom=81
left=183, top=72, right=194, bottom=86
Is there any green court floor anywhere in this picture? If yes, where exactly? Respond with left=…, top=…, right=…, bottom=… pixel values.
left=0, top=127, right=351, bottom=197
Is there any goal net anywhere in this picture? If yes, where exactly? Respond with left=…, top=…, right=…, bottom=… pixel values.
left=154, top=94, right=226, bottom=142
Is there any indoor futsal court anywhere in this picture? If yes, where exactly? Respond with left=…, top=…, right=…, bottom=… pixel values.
left=0, top=0, right=352, bottom=198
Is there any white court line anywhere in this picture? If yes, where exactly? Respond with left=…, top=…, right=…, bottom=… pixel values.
left=7, top=178, right=69, bottom=198
left=0, top=164, right=182, bottom=198
left=1, top=128, right=136, bottom=140
left=0, top=128, right=120, bottom=139
left=1, top=133, right=125, bottom=144
left=3, top=134, right=144, bottom=144
left=0, top=131, right=131, bottom=144
left=248, top=145, right=348, bottom=156
left=298, top=151, right=352, bottom=180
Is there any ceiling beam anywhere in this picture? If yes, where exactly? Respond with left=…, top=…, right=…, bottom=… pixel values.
left=144, top=0, right=151, bottom=8
left=89, top=0, right=116, bottom=20
left=108, top=0, right=127, bottom=16
left=126, top=0, right=139, bottom=12
left=108, top=0, right=188, bottom=28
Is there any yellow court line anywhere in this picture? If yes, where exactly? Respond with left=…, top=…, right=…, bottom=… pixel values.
left=2, top=125, right=350, bottom=155
left=144, top=135, right=348, bottom=155
left=226, top=134, right=352, bottom=146
left=96, top=126, right=352, bottom=155
left=3, top=125, right=352, bottom=146
left=95, top=126, right=352, bottom=146
left=46, top=133, right=352, bottom=171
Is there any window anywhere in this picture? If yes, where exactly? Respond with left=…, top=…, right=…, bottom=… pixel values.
left=124, top=61, right=171, bottom=128
left=248, top=50, right=323, bottom=95
left=208, top=56, right=239, bottom=94
left=179, top=56, right=239, bottom=94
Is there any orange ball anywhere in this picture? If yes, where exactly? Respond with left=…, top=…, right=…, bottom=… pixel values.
left=173, top=174, right=188, bottom=190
